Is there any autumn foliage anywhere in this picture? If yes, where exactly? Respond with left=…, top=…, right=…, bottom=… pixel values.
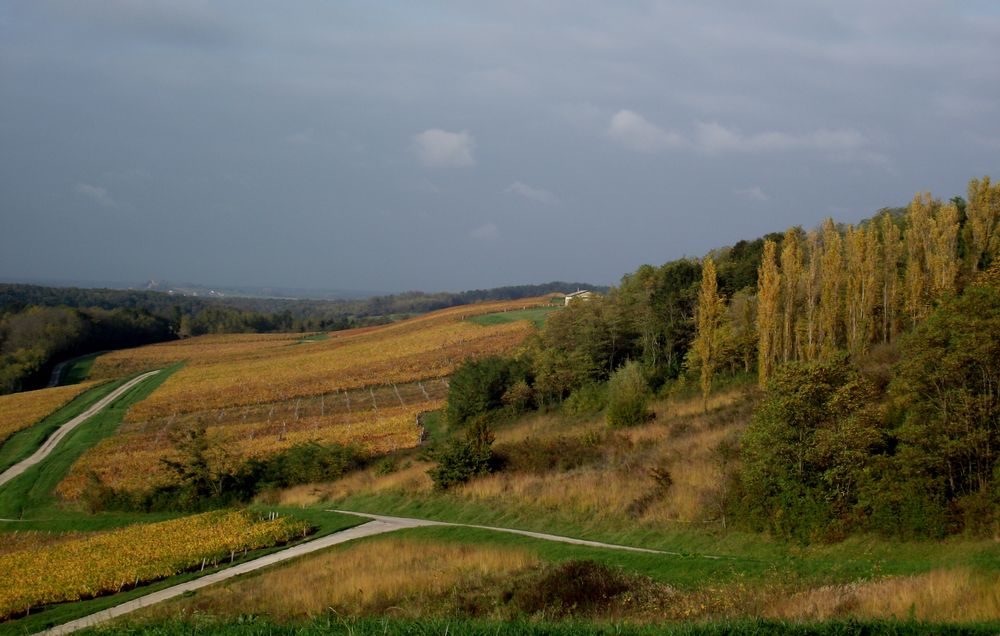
left=0, top=510, right=309, bottom=620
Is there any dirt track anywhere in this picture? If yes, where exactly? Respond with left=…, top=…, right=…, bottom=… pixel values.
left=0, top=370, right=160, bottom=489
left=40, top=509, right=719, bottom=635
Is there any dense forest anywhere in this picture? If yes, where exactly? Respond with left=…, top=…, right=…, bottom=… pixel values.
left=0, top=280, right=601, bottom=395
left=444, top=176, right=1000, bottom=540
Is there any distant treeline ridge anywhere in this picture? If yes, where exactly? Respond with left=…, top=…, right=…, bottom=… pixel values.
left=0, top=281, right=603, bottom=394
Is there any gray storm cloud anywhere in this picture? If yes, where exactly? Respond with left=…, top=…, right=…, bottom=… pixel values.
left=1, top=2, right=998, bottom=292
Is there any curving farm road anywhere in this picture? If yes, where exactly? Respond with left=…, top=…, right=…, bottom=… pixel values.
left=0, top=370, right=161, bottom=489
left=38, top=510, right=722, bottom=635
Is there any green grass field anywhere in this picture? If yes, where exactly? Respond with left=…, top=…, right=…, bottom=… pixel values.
left=57, top=352, right=104, bottom=386
left=467, top=306, right=561, bottom=328
left=330, top=492, right=1000, bottom=588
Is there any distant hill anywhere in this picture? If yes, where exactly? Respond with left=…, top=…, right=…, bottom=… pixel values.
left=0, top=279, right=606, bottom=394
left=0, top=277, right=382, bottom=301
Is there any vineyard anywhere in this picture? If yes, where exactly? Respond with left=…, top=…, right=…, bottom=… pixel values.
left=0, top=381, right=101, bottom=445
left=0, top=510, right=310, bottom=620
left=57, top=299, right=552, bottom=500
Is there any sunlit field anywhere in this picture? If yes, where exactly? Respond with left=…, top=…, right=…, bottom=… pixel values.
left=57, top=299, right=551, bottom=501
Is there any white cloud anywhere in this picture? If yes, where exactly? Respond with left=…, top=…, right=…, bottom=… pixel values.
left=735, top=186, right=770, bottom=202
left=469, top=222, right=499, bottom=240
left=74, top=182, right=116, bottom=207
left=505, top=181, right=558, bottom=205
left=607, top=110, right=685, bottom=153
left=412, top=129, right=475, bottom=167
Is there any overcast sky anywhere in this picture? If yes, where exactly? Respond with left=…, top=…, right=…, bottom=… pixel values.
left=2, top=2, right=998, bottom=293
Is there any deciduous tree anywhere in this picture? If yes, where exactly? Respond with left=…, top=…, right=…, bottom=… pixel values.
left=694, top=257, right=724, bottom=408
left=756, top=240, right=781, bottom=387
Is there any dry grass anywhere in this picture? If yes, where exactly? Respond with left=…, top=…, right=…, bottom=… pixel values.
left=455, top=387, right=752, bottom=526
left=135, top=537, right=539, bottom=622
left=264, top=387, right=754, bottom=528
left=0, top=381, right=100, bottom=445
left=271, top=460, right=435, bottom=507
left=767, top=568, right=1000, bottom=622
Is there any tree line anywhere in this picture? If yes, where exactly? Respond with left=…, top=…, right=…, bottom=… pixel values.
left=0, top=280, right=601, bottom=395
left=695, top=178, right=999, bottom=396
left=439, top=175, right=1000, bottom=539
left=0, top=306, right=173, bottom=393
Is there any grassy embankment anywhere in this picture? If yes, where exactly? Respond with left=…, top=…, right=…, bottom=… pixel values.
left=56, top=351, right=104, bottom=386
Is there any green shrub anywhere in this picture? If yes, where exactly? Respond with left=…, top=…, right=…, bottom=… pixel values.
left=446, top=356, right=529, bottom=427
left=427, top=417, right=495, bottom=490
left=501, top=379, right=535, bottom=413
left=561, top=382, right=607, bottom=416
left=737, top=354, right=885, bottom=540
left=605, top=361, right=652, bottom=428
left=374, top=457, right=400, bottom=476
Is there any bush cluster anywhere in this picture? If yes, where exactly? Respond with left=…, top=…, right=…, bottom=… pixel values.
left=493, top=435, right=603, bottom=474
left=83, top=434, right=364, bottom=513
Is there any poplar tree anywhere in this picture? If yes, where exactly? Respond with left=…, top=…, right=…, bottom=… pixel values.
left=845, top=225, right=864, bottom=354
left=928, top=201, right=960, bottom=299
left=694, top=257, right=724, bottom=409
left=756, top=240, right=781, bottom=387
left=965, top=176, right=1000, bottom=273
left=842, top=223, right=880, bottom=355
left=780, top=227, right=803, bottom=363
left=880, top=212, right=902, bottom=343
left=861, top=223, right=881, bottom=350
left=819, top=218, right=843, bottom=356
left=802, top=230, right=823, bottom=360
left=904, top=192, right=933, bottom=325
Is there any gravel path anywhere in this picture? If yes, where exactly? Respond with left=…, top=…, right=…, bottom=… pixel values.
left=39, top=519, right=408, bottom=636
left=39, top=509, right=722, bottom=634
left=0, top=370, right=160, bottom=489
left=330, top=510, right=693, bottom=556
